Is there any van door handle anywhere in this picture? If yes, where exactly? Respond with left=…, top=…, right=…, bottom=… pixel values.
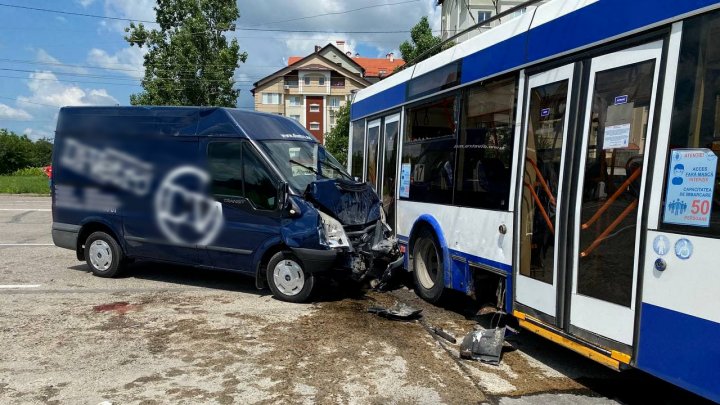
left=499, top=224, right=507, bottom=235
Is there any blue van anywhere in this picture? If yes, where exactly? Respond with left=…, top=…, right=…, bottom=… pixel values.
left=51, top=106, right=396, bottom=302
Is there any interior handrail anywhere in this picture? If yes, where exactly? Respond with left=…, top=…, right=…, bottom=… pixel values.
left=524, top=181, right=555, bottom=234
left=582, top=166, right=642, bottom=230
left=580, top=199, right=638, bottom=258
left=525, top=157, right=556, bottom=207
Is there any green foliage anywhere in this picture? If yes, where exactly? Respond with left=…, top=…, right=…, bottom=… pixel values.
left=0, top=129, right=53, bottom=175
left=0, top=176, right=50, bottom=194
left=125, top=0, right=247, bottom=107
left=324, top=104, right=350, bottom=166
left=399, top=16, right=443, bottom=65
left=11, top=167, right=45, bottom=176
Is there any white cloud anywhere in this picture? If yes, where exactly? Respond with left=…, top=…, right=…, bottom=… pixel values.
left=102, top=0, right=157, bottom=32
left=87, top=46, right=146, bottom=79
left=18, top=71, right=118, bottom=108
left=0, top=104, right=32, bottom=120
left=77, top=0, right=96, bottom=7
left=36, top=49, right=88, bottom=75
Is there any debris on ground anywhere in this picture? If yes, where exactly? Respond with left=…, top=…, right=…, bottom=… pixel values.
left=429, top=326, right=457, bottom=344
left=367, top=302, right=423, bottom=321
left=460, top=326, right=506, bottom=365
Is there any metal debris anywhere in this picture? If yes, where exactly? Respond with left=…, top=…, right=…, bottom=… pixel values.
left=367, top=302, right=423, bottom=321
left=460, top=327, right=506, bottom=365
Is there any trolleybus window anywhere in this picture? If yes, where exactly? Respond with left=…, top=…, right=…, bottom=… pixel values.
left=401, top=95, right=458, bottom=204
left=454, top=76, right=516, bottom=210
left=578, top=59, right=656, bottom=307
left=350, top=120, right=365, bottom=179
left=661, top=10, right=720, bottom=237
left=520, top=78, right=569, bottom=283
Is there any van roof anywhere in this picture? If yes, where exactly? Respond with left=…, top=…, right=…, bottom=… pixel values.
left=56, top=106, right=317, bottom=142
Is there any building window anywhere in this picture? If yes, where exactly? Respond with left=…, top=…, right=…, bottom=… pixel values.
left=329, top=97, right=341, bottom=108
left=288, top=96, right=302, bottom=106
left=309, top=122, right=320, bottom=131
left=331, top=77, right=345, bottom=87
left=290, top=114, right=301, bottom=121
left=478, top=11, right=492, bottom=27
left=262, top=93, right=281, bottom=105
left=304, top=77, right=311, bottom=85
left=310, top=104, right=320, bottom=112
left=319, top=77, right=326, bottom=86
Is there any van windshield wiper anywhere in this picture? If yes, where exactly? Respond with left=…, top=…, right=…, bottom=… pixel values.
left=289, top=159, right=326, bottom=178
left=319, top=159, right=353, bottom=180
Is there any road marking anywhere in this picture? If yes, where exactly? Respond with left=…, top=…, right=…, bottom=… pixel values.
left=0, top=285, right=41, bottom=289
left=0, top=243, right=54, bottom=246
left=0, top=209, right=51, bottom=211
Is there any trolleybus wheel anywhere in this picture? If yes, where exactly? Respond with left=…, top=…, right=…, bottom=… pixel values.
left=412, top=229, right=445, bottom=303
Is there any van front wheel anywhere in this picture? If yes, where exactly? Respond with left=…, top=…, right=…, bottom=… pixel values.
left=266, top=251, right=314, bottom=303
left=84, top=231, right=124, bottom=278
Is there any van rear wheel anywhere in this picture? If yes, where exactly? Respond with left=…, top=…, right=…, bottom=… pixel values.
left=266, top=251, right=314, bottom=303
left=84, top=231, right=124, bottom=278
left=413, top=229, right=445, bottom=303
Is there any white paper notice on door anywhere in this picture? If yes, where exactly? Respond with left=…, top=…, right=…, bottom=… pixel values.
left=603, top=123, right=631, bottom=150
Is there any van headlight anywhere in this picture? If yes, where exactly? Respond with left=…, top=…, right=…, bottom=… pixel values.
left=318, top=211, right=350, bottom=249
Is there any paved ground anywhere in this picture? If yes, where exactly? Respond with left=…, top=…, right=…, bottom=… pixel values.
left=0, top=195, right=712, bottom=404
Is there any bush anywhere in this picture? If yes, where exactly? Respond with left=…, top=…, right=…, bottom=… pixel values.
left=11, top=167, right=46, bottom=176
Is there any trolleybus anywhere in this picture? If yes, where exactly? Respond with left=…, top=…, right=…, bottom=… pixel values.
left=349, top=0, right=720, bottom=401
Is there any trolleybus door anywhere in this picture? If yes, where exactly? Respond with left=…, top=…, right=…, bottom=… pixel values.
left=379, top=114, right=400, bottom=233
left=516, top=63, right=576, bottom=323
left=570, top=41, right=663, bottom=346
left=365, top=119, right=381, bottom=191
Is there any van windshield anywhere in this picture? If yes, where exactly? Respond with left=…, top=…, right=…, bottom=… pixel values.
left=260, top=140, right=353, bottom=191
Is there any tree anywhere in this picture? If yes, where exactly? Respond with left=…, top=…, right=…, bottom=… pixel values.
left=324, top=104, right=350, bottom=166
left=0, top=129, right=31, bottom=174
left=399, top=16, right=443, bottom=65
left=125, top=0, right=247, bottom=107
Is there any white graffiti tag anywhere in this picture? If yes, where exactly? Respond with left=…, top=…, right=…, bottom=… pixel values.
left=61, top=138, right=153, bottom=196
left=154, top=166, right=223, bottom=246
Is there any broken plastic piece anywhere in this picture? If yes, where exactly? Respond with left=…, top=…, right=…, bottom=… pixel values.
left=460, top=327, right=506, bottom=365
left=367, top=302, right=422, bottom=321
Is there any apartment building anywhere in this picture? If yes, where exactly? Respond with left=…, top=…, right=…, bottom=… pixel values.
left=438, top=0, right=546, bottom=42
left=252, top=42, right=404, bottom=143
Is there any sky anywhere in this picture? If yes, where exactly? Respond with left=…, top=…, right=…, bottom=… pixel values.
left=0, top=0, right=441, bottom=141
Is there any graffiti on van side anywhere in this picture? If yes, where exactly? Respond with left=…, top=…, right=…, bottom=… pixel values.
left=60, top=138, right=154, bottom=197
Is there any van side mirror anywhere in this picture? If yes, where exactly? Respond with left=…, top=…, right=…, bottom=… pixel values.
left=279, top=182, right=301, bottom=217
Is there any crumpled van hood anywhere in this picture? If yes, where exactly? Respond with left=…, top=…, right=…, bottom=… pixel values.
left=304, top=179, right=382, bottom=226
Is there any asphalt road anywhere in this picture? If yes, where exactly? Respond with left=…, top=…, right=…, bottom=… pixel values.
left=0, top=195, right=712, bottom=404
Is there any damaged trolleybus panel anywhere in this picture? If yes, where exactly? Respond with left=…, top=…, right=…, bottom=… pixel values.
left=51, top=106, right=398, bottom=303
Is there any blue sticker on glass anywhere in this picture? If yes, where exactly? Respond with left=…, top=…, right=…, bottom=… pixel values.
left=652, top=235, right=670, bottom=256
left=663, top=149, right=717, bottom=227
left=399, top=163, right=411, bottom=198
left=540, top=108, right=550, bottom=117
left=674, top=238, right=693, bottom=260
left=614, top=95, right=628, bottom=105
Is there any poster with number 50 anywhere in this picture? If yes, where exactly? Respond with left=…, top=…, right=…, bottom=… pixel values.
left=663, top=149, right=718, bottom=227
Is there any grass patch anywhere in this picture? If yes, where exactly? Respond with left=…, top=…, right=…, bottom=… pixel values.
left=0, top=175, right=50, bottom=194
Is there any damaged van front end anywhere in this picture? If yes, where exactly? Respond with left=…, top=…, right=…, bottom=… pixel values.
left=305, top=178, right=398, bottom=281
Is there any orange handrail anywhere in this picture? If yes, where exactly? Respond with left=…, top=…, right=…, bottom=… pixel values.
left=524, top=181, right=554, bottom=234
left=525, top=157, right=556, bottom=207
left=580, top=199, right=638, bottom=258
left=581, top=166, right=642, bottom=230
